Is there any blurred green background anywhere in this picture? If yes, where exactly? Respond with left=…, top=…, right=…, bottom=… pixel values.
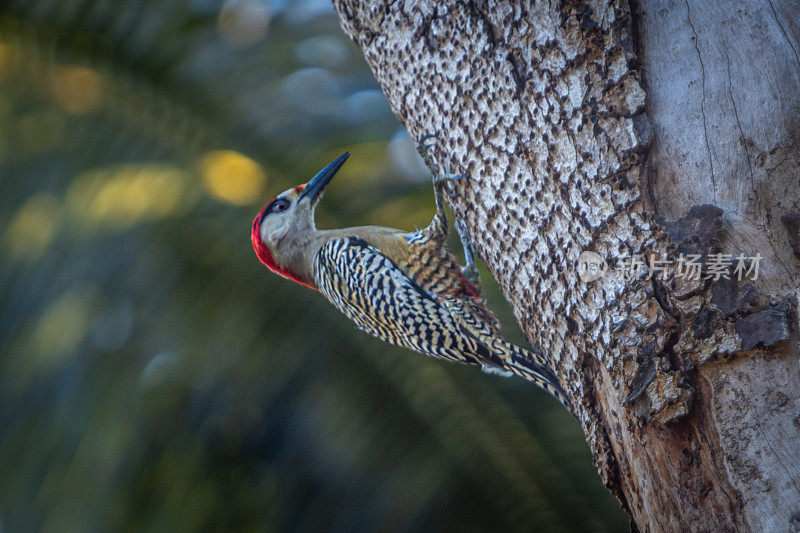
left=0, top=1, right=627, bottom=531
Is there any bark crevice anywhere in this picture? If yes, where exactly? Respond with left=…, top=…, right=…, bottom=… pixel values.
left=684, top=0, right=717, bottom=200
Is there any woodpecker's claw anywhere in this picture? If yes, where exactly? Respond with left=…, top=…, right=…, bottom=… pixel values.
left=455, top=219, right=480, bottom=288
left=416, top=133, right=437, bottom=154
left=433, top=172, right=464, bottom=184
left=417, top=134, right=468, bottom=186
left=416, top=133, right=444, bottom=178
left=416, top=133, right=477, bottom=284
left=462, top=263, right=480, bottom=288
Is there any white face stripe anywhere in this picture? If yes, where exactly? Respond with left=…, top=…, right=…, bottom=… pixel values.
left=259, top=187, right=314, bottom=248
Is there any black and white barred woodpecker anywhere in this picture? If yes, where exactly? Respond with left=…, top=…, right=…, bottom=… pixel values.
left=251, top=138, right=571, bottom=409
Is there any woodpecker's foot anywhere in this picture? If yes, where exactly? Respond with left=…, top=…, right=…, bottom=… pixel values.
left=416, top=133, right=440, bottom=176
left=416, top=133, right=437, bottom=149
left=455, top=219, right=480, bottom=288
left=433, top=172, right=464, bottom=184
left=417, top=134, right=468, bottom=187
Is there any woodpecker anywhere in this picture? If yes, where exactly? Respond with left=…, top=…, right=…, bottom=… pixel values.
left=251, top=139, right=571, bottom=410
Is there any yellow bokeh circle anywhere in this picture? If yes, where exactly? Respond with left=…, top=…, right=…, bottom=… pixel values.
left=200, top=150, right=266, bottom=205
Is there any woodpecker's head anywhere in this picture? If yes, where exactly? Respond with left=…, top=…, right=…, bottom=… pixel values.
left=251, top=152, right=349, bottom=288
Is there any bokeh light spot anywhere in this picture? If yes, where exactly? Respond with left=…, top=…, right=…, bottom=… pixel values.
left=217, top=0, right=272, bottom=48
left=68, top=164, right=188, bottom=230
left=200, top=150, right=266, bottom=205
left=294, top=35, right=348, bottom=68
left=29, top=288, right=95, bottom=368
left=6, top=193, right=59, bottom=260
left=141, top=351, right=180, bottom=386
left=48, top=65, right=106, bottom=114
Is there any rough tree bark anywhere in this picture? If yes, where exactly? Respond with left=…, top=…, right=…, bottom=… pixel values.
left=334, top=0, right=800, bottom=530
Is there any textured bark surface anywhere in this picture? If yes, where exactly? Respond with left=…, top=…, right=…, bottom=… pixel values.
left=333, top=0, right=800, bottom=530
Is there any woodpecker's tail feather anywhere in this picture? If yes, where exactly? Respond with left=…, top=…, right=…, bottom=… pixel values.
left=440, top=297, right=572, bottom=411
left=492, top=338, right=572, bottom=411
left=506, top=355, right=572, bottom=410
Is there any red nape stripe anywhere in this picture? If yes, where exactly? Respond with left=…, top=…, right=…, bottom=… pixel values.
left=251, top=211, right=317, bottom=291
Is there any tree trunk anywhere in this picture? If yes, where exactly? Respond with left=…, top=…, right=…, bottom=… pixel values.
left=332, top=0, right=800, bottom=530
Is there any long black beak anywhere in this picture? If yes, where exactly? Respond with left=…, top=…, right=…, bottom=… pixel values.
left=299, top=152, right=349, bottom=204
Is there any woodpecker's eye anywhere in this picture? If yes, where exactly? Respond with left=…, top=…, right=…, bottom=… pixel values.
left=270, top=199, right=290, bottom=214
